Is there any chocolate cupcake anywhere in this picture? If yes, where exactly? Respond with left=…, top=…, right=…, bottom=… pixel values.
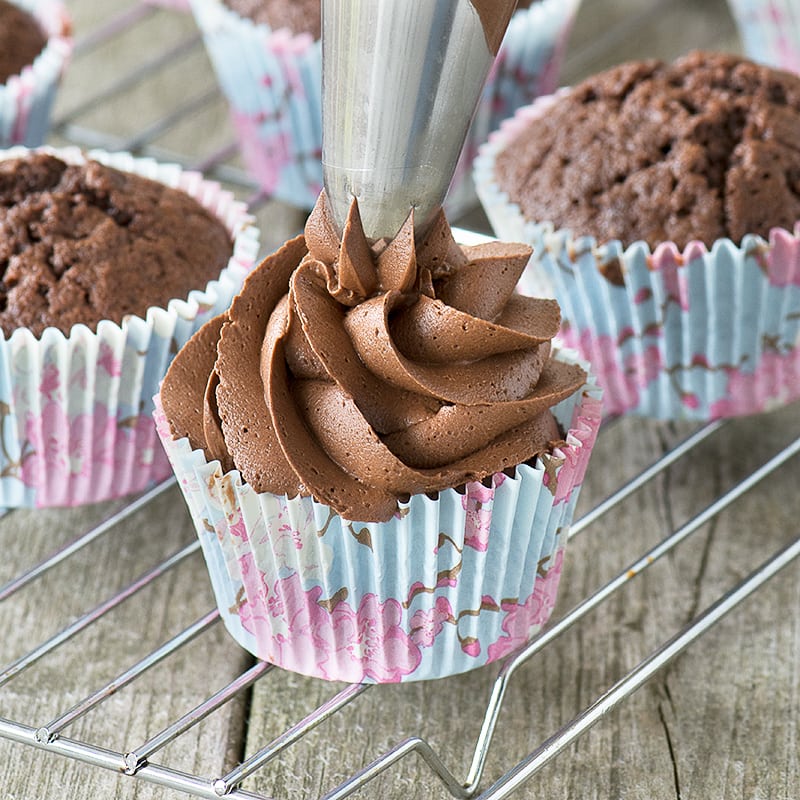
left=0, top=0, right=71, bottom=147
left=155, top=192, right=601, bottom=683
left=0, top=146, right=259, bottom=507
left=476, top=51, right=800, bottom=419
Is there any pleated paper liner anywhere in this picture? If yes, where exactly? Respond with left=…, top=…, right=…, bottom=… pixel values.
left=727, top=0, right=800, bottom=74
left=0, top=146, right=260, bottom=507
left=0, top=0, right=72, bottom=147
left=155, top=348, right=602, bottom=683
left=189, top=0, right=323, bottom=211
left=474, top=92, right=800, bottom=419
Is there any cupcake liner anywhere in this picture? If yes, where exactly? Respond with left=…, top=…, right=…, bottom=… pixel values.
left=0, top=146, right=259, bottom=508
left=474, top=93, right=800, bottom=419
left=189, top=0, right=323, bottom=210
left=0, top=0, right=72, bottom=147
left=727, top=0, right=800, bottom=74
left=446, top=0, right=581, bottom=219
left=155, top=349, right=602, bottom=683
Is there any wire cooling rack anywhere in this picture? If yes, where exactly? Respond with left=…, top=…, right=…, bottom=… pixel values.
left=1, top=2, right=798, bottom=799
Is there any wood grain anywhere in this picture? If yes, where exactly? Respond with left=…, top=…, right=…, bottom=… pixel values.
left=242, top=408, right=800, bottom=799
left=2, top=1, right=799, bottom=799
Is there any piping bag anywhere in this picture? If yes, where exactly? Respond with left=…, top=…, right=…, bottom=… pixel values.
left=321, top=0, right=518, bottom=243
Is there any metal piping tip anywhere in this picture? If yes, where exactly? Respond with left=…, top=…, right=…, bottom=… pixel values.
left=321, top=0, right=517, bottom=243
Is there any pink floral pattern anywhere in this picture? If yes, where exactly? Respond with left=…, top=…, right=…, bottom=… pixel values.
left=709, top=347, right=800, bottom=417
left=237, top=568, right=423, bottom=683
left=409, top=597, right=455, bottom=649
left=563, top=327, right=662, bottom=416
left=195, top=3, right=322, bottom=209
left=463, top=479, right=503, bottom=552
left=765, top=229, right=800, bottom=287
left=486, top=550, right=564, bottom=662
left=533, top=220, right=800, bottom=419
left=728, top=0, right=800, bottom=74
left=18, top=401, right=172, bottom=506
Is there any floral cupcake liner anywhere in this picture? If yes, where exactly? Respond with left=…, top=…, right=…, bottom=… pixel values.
left=155, top=349, right=602, bottom=683
left=446, top=0, right=582, bottom=219
left=474, top=94, right=800, bottom=419
left=0, top=146, right=259, bottom=508
left=189, top=0, right=323, bottom=210
left=727, top=0, right=800, bottom=74
left=0, top=0, right=72, bottom=147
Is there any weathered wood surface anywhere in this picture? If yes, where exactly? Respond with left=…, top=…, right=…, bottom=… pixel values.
left=2, top=1, right=799, bottom=799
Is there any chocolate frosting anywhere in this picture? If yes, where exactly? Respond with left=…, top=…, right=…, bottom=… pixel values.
left=470, top=0, right=518, bottom=55
left=161, top=193, right=586, bottom=522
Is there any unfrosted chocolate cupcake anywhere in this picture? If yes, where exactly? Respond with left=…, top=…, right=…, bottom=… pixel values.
left=0, top=1, right=71, bottom=147
left=0, top=152, right=234, bottom=337
left=475, top=51, right=800, bottom=420
left=0, top=0, right=47, bottom=83
left=0, top=146, right=259, bottom=509
left=490, top=51, right=800, bottom=249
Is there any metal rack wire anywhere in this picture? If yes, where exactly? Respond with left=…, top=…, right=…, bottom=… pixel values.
left=0, top=3, right=797, bottom=799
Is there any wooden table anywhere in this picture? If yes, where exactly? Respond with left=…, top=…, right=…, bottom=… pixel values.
left=2, top=1, right=799, bottom=798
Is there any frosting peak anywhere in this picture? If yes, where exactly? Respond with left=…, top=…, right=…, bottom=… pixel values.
left=161, top=194, right=586, bottom=523
left=305, top=190, right=463, bottom=305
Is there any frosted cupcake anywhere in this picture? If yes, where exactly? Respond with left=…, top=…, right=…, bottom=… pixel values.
left=156, top=193, right=602, bottom=683
left=0, top=0, right=72, bottom=147
left=727, top=0, right=800, bottom=74
left=190, top=0, right=581, bottom=217
left=475, top=51, right=800, bottom=419
left=0, top=146, right=259, bottom=508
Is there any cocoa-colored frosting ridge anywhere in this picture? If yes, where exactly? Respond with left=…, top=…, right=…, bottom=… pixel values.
left=161, top=192, right=586, bottom=523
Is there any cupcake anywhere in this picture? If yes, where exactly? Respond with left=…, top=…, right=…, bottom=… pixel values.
left=727, top=0, right=800, bottom=74
left=0, top=146, right=259, bottom=508
left=190, top=0, right=580, bottom=218
left=155, top=191, right=602, bottom=683
left=475, top=51, right=800, bottom=420
left=188, top=0, right=323, bottom=210
left=0, top=0, right=72, bottom=147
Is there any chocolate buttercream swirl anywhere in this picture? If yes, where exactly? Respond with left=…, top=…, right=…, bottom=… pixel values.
left=161, top=193, right=586, bottom=523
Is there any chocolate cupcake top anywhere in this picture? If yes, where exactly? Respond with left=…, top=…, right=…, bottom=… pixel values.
left=0, top=152, right=234, bottom=338
left=224, top=0, right=320, bottom=39
left=0, top=0, right=47, bottom=84
left=161, top=192, right=586, bottom=522
left=493, top=51, right=800, bottom=249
